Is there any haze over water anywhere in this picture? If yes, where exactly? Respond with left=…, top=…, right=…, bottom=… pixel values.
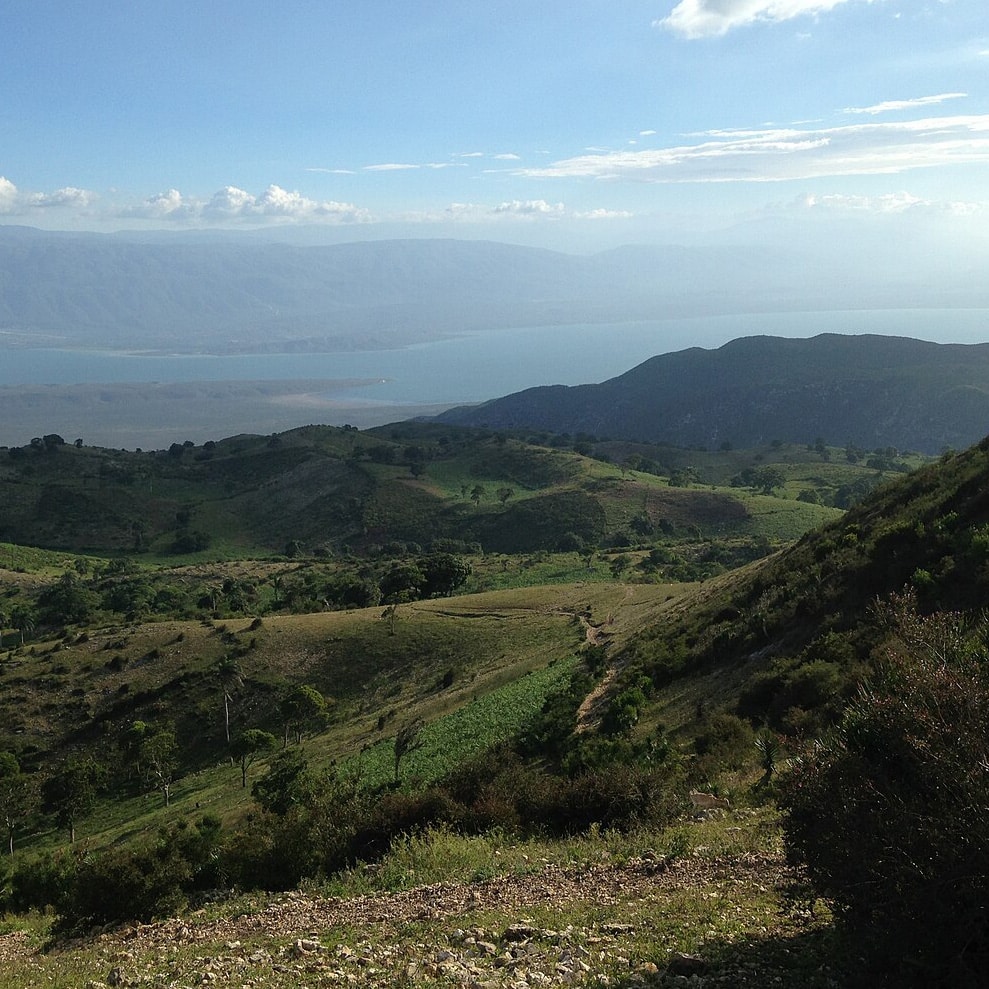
left=4, top=310, right=989, bottom=410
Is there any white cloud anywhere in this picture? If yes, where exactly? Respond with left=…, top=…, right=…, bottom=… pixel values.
left=0, top=176, right=99, bottom=214
left=120, top=185, right=369, bottom=225
left=798, top=190, right=987, bottom=217
left=574, top=208, right=635, bottom=220
left=28, top=186, right=96, bottom=208
left=640, top=130, right=657, bottom=136
left=843, top=93, right=967, bottom=115
left=0, top=176, right=20, bottom=213
left=517, top=113, right=989, bottom=184
left=120, top=188, right=196, bottom=220
left=493, top=199, right=567, bottom=217
left=493, top=153, right=521, bottom=160
left=454, top=151, right=485, bottom=158
left=363, top=163, right=419, bottom=171
left=657, top=0, right=868, bottom=40
left=440, top=200, right=631, bottom=223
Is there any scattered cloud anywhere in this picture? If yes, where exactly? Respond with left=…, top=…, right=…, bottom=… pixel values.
left=441, top=200, right=630, bottom=223
left=363, top=163, right=419, bottom=171
left=657, top=0, right=867, bottom=40
left=120, top=184, right=370, bottom=224
left=493, top=153, right=521, bottom=160
left=454, top=152, right=485, bottom=158
left=306, top=167, right=356, bottom=175
left=0, top=176, right=99, bottom=214
left=574, top=208, right=635, bottom=220
left=796, top=190, right=987, bottom=217
left=493, top=199, right=566, bottom=217
left=639, top=130, right=657, bottom=136
left=516, top=114, right=989, bottom=184
left=843, top=93, right=967, bottom=115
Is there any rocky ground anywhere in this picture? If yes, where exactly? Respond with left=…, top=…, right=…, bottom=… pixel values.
left=0, top=848, right=839, bottom=988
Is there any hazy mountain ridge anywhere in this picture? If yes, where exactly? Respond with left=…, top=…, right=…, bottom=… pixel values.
left=438, top=333, right=989, bottom=454
left=3, top=227, right=982, bottom=357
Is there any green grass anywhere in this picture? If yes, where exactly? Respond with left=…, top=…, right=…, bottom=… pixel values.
left=341, top=654, right=582, bottom=788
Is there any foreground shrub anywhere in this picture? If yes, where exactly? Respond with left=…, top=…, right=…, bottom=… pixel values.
left=779, top=596, right=989, bottom=987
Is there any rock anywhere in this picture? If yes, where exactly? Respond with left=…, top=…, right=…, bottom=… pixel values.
left=667, top=951, right=707, bottom=975
left=503, top=923, right=539, bottom=942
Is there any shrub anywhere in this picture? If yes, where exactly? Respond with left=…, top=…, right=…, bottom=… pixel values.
left=779, top=598, right=989, bottom=987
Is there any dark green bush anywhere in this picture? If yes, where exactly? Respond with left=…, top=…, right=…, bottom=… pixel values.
left=779, top=598, right=989, bottom=987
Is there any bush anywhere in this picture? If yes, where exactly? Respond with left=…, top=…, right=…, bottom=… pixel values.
left=779, top=598, right=989, bottom=987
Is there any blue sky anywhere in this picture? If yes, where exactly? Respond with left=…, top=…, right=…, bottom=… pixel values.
left=2, top=0, right=987, bottom=253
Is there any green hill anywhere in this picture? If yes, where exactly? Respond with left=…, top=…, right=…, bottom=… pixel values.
left=438, top=333, right=989, bottom=453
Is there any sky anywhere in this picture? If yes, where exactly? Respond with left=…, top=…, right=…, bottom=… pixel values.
left=1, top=0, right=988, bottom=254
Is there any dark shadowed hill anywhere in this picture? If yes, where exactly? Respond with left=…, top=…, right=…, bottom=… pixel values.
left=437, top=333, right=989, bottom=454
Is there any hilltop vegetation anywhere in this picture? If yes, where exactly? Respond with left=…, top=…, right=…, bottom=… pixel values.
left=440, top=333, right=989, bottom=453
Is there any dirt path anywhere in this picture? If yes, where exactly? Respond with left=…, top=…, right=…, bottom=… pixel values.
left=0, top=852, right=795, bottom=987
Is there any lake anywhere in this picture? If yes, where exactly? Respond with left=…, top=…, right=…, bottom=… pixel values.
left=3, top=308, right=989, bottom=406
left=1, top=309, right=987, bottom=448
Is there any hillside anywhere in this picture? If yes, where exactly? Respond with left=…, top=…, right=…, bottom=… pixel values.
left=0, top=423, right=869, bottom=561
left=438, top=333, right=989, bottom=454
left=606, top=434, right=989, bottom=743
left=1, top=424, right=988, bottom=985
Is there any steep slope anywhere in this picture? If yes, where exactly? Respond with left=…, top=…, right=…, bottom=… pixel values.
left=614, top=434, right=989, bottom=735
left=439, top=333, right=989, bottom=454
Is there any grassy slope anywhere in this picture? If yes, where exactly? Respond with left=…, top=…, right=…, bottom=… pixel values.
left=2, top=580, right=680, bottom=857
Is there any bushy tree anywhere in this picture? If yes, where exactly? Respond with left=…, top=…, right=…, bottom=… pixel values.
left=278, top=684, right=328, bottom=746
left=780, top=595, right=989, bottom=986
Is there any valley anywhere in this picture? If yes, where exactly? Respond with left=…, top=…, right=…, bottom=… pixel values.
left=0, top=400, right=984, bottom=987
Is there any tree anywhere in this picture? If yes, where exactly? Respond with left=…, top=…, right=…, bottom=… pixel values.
left=278, top=684, right=328, bottom=746
left=140, top=729, right=179, bottom=807
left=753, top=466, right=786, bottom=495
left=43, top=757, right=105, bottom=843
left=252, top=749, right=315, bottom=815
left=0, top=752, right=34, bottom=856
left=497, top=486, right=515, bottom=505
left=470, top=484, right=485, bottom=507
left=216, top=659, right=243, bottom=745
left=393, top=719, right=425, bottom=784
left=230, top=729, right=277, bottom=788
left=418, top=554, right=472, bottom=597
left=36, top=572, right=100, bottom=626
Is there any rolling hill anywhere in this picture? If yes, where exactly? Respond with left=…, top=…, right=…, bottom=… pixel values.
left=438, top=333, right=989, bottom=454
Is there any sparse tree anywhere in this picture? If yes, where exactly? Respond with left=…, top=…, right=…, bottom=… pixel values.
left=497, top=486, right=515, bottom=505
left=140, top=728, right=179, bottom=807
left=393, top=719, right=425, bottom=784
left=43, top=756, right=105, bottom=843
left=230, top=729, right=278, bottom=788
left=216, top=658, right=243, bottom=745
left=470, top=484, right=485, bottom=507
left=0, top=752, right=34, bottom=856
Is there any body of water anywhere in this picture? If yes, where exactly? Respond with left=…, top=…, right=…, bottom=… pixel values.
left=2, top=308, right=988, bottom=407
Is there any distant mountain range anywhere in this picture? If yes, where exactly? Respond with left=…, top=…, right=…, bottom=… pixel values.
left=438, top=334, right=989, bottom=454
left=2, top=226, right=982, bottom=355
